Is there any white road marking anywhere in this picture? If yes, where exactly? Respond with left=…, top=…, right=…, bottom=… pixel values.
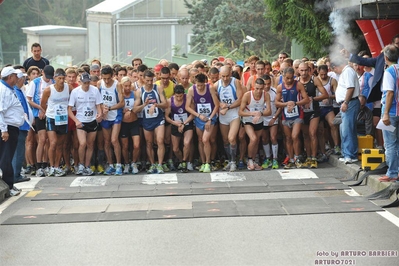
left=344, top=188, right=361, bottom=196
left=277, top=169, right=319, bottom=179
left=70, top=176, right=109, bottom=187
left=0, top=192, right=26, bottom=214
left=344, top=185, right=399, bottom=229
left=377, top=211, right=399, bottom=228
left=14, top=177, right=45, bottom=190
left=0, top=177, right=44, bottom=214
left=142, top=173, right=178, bottom=185
left=210, top=172, right=246, bottom=182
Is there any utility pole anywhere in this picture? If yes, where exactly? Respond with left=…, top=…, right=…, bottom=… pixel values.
left=0, top=37, right=4, bottom=67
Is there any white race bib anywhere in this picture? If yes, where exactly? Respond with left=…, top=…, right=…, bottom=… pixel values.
left=83, top=107, right=95, bottom=120
left=303, top=101, right=314, bottom=112
left=197, top=103, right=212, bottom=117
left=144, top=104, right=158, bottom=118
left=124, top=98, right=133, bottom=110
left=55, top=107, right=68, bottom=125
left=174, top=113, right=188, bottom=123
left=284, top=105, right=300, bottom=119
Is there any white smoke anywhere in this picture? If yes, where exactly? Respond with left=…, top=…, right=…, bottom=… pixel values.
left=329, top=7, right=359, bottom=61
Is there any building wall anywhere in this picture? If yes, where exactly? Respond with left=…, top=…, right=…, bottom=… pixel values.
left=87, top=13, right=114, bottom=64
left=26, top=34, right=86, bottom=65
left=116, top=23, right=193, bottom=63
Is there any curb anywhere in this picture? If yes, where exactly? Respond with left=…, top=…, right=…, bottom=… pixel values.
left=329, top=154, right=395, bottom=200
left=0, top=179, right=10, bottom=204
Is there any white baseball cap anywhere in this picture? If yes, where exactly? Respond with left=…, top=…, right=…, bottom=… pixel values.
left=1, top=66, right=18, bottom=78
left=15, top=69, right=27, bottom=79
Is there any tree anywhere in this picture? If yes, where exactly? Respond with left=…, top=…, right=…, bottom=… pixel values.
left=0, top=0, right=102, bottom=65
left=183, top=0, right=290, bottom=61
left=264, top=0, right=365, bottom=58
left=22, top=0, right=102, bottom=27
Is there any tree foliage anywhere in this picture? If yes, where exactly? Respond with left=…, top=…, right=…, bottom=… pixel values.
left=0, top=0, right=102, bottom=65
left=182, top=0, right=290, bottom=61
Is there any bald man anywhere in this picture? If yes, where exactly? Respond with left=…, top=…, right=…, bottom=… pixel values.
left=297, top=62, right=328, bottom=168
left=213, top=66, right=244, bottom=171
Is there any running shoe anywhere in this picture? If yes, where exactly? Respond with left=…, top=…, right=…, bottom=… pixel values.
left=90, top=165, right=96, bottom=173
left=238, top=160, right=245, bottom=170
left=180, top=162, right=188, bottom=173
left=262, top=158, right=272, bottom=169
left=334, top=146, right=341, bottom=155
left=115, top=165, right=123, bottom=175
left=9, top=186, right=21, bottom=197
left=97, top=164, right=105, bottom=174
left=105, top=165, right=116, bottom=175
left=223, top=161, right=232, bottom=171
left=302, top=158, right=312, bottom=168
left=83, top=167, right=95, bottom=176
left=157, top=164, right=164, bottom=174
left=295, top=159, right=304, bottom=169
left=167, top=159, right=175, bottom=171
left=203, top=163, right=211, bottom=173
left=199, top=164, right=205, bottom=172
left=284, top=162, right=295, bottom=169
left=147, top=164, right=157, bottom=174
left=131, top=162, right=139, bottom=174
left=36, top=168, right=45, bottom=177
left=272, top=159, right=279, bottom=169
left=247, top=160, right=255, bottom=171
left=317, top=154, right=328, bottom=163
left=282, top=156, right=290, bottom=166
left=187, top=162, right=194, bottom=171
left=229, top=162, right=237, bottom=172
left=123, top=164, right=130, bottom=174
left=76, top=164, right=85, bottom=175
left=55, top=168, right=66, bottom=177
left=162, top=163, right=170, bottom=172
left=310, top=158, right=318, bottom=169
left=47, top=167, right=55, bottom=177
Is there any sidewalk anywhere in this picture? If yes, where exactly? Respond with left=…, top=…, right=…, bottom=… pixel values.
left=328, top=154, right=396, bottom=200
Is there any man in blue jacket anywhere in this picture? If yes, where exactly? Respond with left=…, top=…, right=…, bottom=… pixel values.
left=341, top=34, right=399, bottom=103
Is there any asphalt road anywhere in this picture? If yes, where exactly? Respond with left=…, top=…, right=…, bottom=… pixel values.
left=1, top=163, right=398, bottom=266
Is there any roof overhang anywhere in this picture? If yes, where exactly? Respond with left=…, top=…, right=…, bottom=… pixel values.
left=334, top=0, right=399, bottom=18
left=22, top=25, right=87, bottom=35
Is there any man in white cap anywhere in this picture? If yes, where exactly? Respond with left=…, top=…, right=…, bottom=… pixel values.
left=0, top=66, right=25, bottom=196
left=12, top=69, right=33, bottom=183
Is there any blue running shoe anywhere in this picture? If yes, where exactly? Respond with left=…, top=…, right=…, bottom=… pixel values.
left=105, top=165, right=116, bottom=175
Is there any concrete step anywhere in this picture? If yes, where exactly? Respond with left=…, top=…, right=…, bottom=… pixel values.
left=328, top=154, right=396, bottom=200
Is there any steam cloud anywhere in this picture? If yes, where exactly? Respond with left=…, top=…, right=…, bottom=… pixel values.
left=328, top=6, right=359, bottom=62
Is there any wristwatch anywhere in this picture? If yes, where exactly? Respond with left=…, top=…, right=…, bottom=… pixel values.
left=344, top=101, right=349, bottom=105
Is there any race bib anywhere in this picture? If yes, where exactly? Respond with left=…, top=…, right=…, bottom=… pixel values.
left=284, top=105, right=300, bottom=119
left=174, top=113, right=188, bottom=124
left=144, top=104, right=158, bottom=118
left=303, top=101, right=314, bottom=112
left=83, top=107, right=95, bottom=120
left=220, top=90, right=234, bottom=105
left=124, top=99, right=133, bottom=109
left=197, top=103, right=212, bottom=117
left=55, top=107, right=68, bottom=125
left=249, top=106, right=262, bottom=112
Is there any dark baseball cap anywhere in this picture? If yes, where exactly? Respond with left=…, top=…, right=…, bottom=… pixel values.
left=43, top=65, right=54, bottom=79
left=80, top=72, right=91, bottom=83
